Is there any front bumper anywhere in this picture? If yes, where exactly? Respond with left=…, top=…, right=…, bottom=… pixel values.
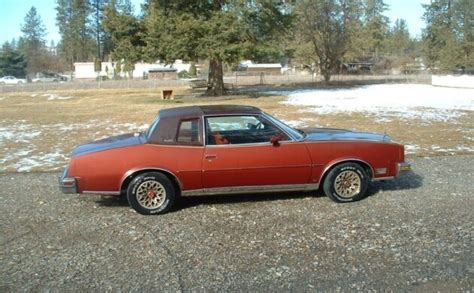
left=396, top=161, right=411, bottom=177
left=59, top=168, right=78, bottom=194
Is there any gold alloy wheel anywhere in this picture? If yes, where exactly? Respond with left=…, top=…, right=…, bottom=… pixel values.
left=334, top=170, right=361, bottom=198
left=136, top=180, right=166, bottom=209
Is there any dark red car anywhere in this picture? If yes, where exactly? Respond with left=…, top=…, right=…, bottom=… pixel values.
left=59, top=105, right=411, bottom=215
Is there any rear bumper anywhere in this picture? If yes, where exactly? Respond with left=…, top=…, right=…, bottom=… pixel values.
left=396, top=161, right=411, bottom=177
left=59, top=168, right=78, bottom=194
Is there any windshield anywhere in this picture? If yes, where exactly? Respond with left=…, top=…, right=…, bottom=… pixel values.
left=262, top=112, right=304, bottom=140
left=145, top=114, right=160, bottom=140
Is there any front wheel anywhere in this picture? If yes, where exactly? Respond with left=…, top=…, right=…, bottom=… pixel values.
left=127, top=172, right=176, bottom=215
left=323, top=162, right=369, bottom=203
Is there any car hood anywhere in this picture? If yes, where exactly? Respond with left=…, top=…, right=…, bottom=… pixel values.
left=301, top=128, right=391, bottom=142
left=72, top=133, right=145, bottom=157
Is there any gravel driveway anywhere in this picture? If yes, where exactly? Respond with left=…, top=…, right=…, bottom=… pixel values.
left=1, top=155, right=473, bottom=291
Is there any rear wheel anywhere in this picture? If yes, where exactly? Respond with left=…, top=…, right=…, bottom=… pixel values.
left=127, top=172, right=176, bottom=215
left=323, top=162, right=369, bottom=203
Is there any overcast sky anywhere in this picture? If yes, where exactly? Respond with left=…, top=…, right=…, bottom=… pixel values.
left=0, top=0, right=430, bottom=45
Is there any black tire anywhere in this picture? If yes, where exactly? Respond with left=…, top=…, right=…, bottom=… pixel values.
left=127, top=172, right=176, bottom=215
left=323, top=162, right=369, bottom=203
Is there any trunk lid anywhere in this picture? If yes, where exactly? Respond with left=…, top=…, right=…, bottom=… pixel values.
left=72, top=133, right=145, bottom=157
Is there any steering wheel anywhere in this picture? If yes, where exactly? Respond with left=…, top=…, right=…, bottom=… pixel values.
left=248, top=122, right=263, bottom=130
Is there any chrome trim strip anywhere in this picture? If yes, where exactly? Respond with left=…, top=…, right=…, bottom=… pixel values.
left=182, top=183, right=319, bottom=196
left=148, top=144, right=205, bottom=149
left=82, top=191, right=121, bottom=195
left=204, top=140, right=302, bottom=148
left=372, top=176, right=395, bottom=181
left=304, top=140, right=401, bottom=146
left=202, top=164, right=312, bottom=172
left=82, top=190, right=120, bottom=195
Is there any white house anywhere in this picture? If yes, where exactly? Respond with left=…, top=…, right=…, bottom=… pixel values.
left=74, top=60, right=192, bottom=79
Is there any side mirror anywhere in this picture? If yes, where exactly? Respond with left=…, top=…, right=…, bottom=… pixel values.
left=271, top=134, right=283, bottom=146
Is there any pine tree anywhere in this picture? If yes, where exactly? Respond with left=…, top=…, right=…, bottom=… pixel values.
left=452, top=0, right=473, bottom=69
left=20, top=6, right=48, bottom=75
left=103, top=0, right=143, bottom=78
left=362, top=0, right=390, bottom=59
left=90, top=0, right=112, bottom=60
left=0, top=42, right=27, bottom=77
left=296, top=0, right=362, bottom=82
left=389, top=19, right=412, bottom=56
left=142, top=0, right=293, bottom=95
left=421, top=0, right=471, bottom=71
left=56, top=0, right=95, bottom=67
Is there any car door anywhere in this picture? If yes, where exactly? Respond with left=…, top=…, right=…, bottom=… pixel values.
left=202, top=115, right=312, bottom=189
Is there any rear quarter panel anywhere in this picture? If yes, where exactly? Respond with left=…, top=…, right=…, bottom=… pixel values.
left=68, top=144, right=204, bottom=193
left=305, top=141, right=403, bottom=182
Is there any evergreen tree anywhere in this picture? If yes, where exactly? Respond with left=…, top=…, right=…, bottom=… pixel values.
left=90, top=0, right=112, bottom=60
left=362, top=0, right=390, bottom=59
left=388, top=19, right=412, bottom=56
left=296, top=0, right=360, bottom=82
left=103, top=0, right=143, bottom=78
left=142, top=0, right=293, bottom=95
left=452, top=0, right=473, bottom=69
left=0, top=42, right=27, bottom=77
left=421, top=0, right=473, bottom=71
left=20, top=6, right=48, bottom=75
left=56, top=0, right=95, bottom=67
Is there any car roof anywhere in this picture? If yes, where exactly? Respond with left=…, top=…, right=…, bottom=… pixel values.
left=158, top=105, right=262, bottom=118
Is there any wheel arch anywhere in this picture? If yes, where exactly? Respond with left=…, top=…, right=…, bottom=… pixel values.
left=319, top=159, right=374, bottom=185
left=120, top=168, right=183, bottom=196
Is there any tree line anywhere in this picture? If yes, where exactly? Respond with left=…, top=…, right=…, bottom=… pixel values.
left=0, top=0, right=472, bottom=94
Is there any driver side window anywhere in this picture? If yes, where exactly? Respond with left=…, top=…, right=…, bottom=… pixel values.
left=205, top=115, right=289, bottom=145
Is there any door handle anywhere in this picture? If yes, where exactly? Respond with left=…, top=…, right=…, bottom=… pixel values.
left=205, top=154, right=217, bottom=159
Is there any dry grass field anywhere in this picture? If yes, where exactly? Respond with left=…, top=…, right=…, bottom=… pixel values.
left=0, top=84, right=472, bottom=172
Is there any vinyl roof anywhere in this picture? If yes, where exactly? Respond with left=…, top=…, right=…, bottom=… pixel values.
left=158, top=105, right=262, bottom=118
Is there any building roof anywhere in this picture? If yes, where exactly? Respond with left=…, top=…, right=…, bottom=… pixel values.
left=246, top=64, right=282, bottom=68
left=148, top=68, right=178, bottom=72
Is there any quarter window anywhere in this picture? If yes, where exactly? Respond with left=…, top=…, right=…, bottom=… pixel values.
left=177, top=119, right=200, bottom=144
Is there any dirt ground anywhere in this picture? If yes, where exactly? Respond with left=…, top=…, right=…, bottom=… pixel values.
left=1, top=155, right=473, bottom=291
left=0, top=84, right=473, bottom=172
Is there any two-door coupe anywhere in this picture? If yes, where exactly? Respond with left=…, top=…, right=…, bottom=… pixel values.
left=59, top=105, right=411, bottom=215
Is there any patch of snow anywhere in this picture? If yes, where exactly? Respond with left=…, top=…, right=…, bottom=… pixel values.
left=42, top=93, right=73, bottom=100
left=0, top=128, right=15, bottom=140
left=374, top=117, right=393, bottom=123
left=14, top=150, right=68, bottom=172
left=0, top=125, right=41, bottom=143
left=281, top=84, right=474, bottom=122
left=430, top=145, right=474, bottom=153
left=405, top=144, right=421, bottom=154
left=432, top=75, right=474, bottom=89
left=1, top=120, right=153, bottom=172
left=282, top=120, right=306, bottom=128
